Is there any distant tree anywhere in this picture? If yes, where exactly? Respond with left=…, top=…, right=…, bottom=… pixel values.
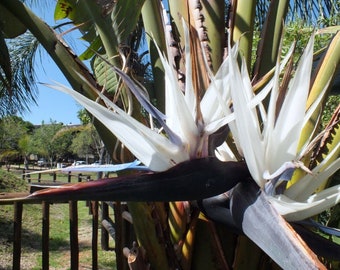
left=29, top=120, right=64, bottom=167
left=0, top=115, right=32, bottom=168
left=0, top=116, right=29, bottom=147
left=52, top=125, right=79, bottom=162
left=18, top=134, right=31, bottom=169
left=70, top=124, right=103, bottom=163
left=77, top=108, right=91, bottom=125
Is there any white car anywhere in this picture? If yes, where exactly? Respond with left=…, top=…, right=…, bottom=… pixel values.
left=72, top=161, right=86, bottom=166
left=37, top=158, right=47, bottom=167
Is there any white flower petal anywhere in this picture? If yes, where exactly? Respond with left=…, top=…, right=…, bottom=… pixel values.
left=204, top=113, right=235, bottom=135
left=156, top=46, right=199, bottom=156
left=201, top=57, right=232, bottom=124
left=269, top=35, right=314, bottom=167
left=215, top=142, right=237, bottom=162
left=270, top=185, right=340, bottom=221
left=46, top=83, right=189, bottom=171
left=285, top=149, right=340, bottom=201
left=229, top=56, right=265, bottom=186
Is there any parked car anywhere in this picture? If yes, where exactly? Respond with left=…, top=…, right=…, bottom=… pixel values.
left=37, top=158, right=47, bottom=167
left=72, top=161, right=86, bottom=166
left=91, top=161, right=100, bottom=165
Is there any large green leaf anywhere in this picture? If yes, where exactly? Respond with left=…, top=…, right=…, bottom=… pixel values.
left=79, top=36, right=102, bottom=60
left=111, top=0, right=145, bottom=44
left=54, top=0, right=99, bottom=49
left=91, top=53, right=118, bottom=94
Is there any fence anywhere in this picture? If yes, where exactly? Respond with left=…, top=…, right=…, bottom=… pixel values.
left=0, top=171, right=126, bottom=270
left=22, top=169, right=91, bottom=185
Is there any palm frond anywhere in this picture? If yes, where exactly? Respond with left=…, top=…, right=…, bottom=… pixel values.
left=0, top=32, right=39, bottom=116
left=254, top=0, right=339, bottom=27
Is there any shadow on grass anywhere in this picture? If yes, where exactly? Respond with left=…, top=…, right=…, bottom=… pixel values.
left=49, top=237, right=70, bottom=251
left=0, top=219, right=69, bottom=251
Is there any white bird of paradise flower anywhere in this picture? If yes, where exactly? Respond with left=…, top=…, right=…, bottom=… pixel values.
left=49, top=25, right=339, bottom=224
left=223, top=34, right=340, bottom=222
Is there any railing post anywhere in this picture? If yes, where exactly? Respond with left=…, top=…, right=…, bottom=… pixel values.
left=53, top=172, right=57, bottom=182
left=101, top=202, right=109, bottom=250
left=13, top=202, right=23, bottom=270
left=68, top=171, right=71, bottom=183
left=78, top=173, right=82, bottom=182
left=113, top=202, right=126, bottom=270
left=92, top=201, right=98, bottom=270
left=69, top=201, right=79, bottom=269
left=42, top=201, right=50, bottom=270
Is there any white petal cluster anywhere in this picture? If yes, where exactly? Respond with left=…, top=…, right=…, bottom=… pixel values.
left=49, top=29, right=339, bottom=222
left=226, top=35, right=340, bottom=221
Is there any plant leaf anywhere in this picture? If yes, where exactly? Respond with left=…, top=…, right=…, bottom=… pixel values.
left=91, top=54, right=119, bottom=94
left=230, top=181, right=326, bottom=269
left=0, top=4, right=27, bottom=38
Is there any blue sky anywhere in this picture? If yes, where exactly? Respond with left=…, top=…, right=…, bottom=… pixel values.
left=19, top=5, right=83, bottom=125
left=19, top=58, right=82, bottom=125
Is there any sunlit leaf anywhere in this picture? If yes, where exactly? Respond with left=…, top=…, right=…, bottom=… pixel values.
left=54, top=0, right=75, bottom=21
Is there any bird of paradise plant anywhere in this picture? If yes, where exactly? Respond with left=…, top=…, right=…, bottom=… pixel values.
left=1, top=0, right=340, bottom=269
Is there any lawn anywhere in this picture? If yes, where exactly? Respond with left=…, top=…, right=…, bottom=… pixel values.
left=0, top=167, right=116, bottom=270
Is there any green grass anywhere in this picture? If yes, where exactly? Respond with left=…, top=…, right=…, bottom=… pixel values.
left=0, top=169, right=29, bottom=192
left=29, top=202, right=116, bottom=270
left=0, top=168, right=116, bottom=269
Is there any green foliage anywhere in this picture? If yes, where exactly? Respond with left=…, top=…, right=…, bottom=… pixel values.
left=29, top=121, right=103, bottom=163
left=281, top=19, right=335, bottom=58
left=322, top=95, right=340, bottom=128
left=0, top=116, right=32, bottom=162
left=70, top=124, right=102, bottom=159
left=18, top=135, right=31, bottom=156
left=0, top=115, right=104, bottom=166
left=29, top=120, right=64, bottom=162
left=77, top=108, right=91, bottom=125
left=0, top=116, right=27, bottom=149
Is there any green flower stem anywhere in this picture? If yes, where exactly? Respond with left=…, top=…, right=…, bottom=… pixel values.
left=141, top=0, right=166, bottom=112
left=233, top=0, right=256, bottom=70
left=253, top=0, right=289, bottom=80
